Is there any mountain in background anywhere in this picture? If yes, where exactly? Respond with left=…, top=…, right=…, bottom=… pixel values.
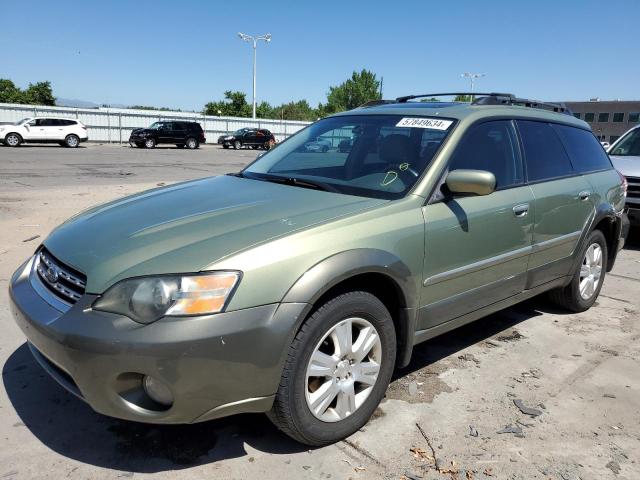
left=55, top=98, right=129, bottom=109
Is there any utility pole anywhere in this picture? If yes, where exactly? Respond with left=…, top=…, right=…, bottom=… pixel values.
left=379, top=76, right=384, bottom=98
left=461, top=72, right=486, bottom=101
left=238, top=32, right=272, bottom=119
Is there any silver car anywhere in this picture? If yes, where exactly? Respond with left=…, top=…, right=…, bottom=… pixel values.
left=609, top=125, right=640, bottom=225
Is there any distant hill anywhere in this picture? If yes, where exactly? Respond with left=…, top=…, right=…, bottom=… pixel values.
left=55, top=98, right=100, bottom=108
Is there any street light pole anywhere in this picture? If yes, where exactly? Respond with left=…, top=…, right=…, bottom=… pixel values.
left=461, top=72, right=486, bottom=101
left=238, top=32, right=272, bottom=119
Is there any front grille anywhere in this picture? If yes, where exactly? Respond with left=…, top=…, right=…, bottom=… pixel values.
left=35, top=248, right=86, bottom=304
left=627, top=176, right=640, bottom=200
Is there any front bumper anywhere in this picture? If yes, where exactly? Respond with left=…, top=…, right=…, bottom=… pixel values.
left=9, top=256, right=306, bottom=424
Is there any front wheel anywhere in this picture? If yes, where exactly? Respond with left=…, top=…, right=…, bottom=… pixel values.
left=65, top=134, right=80, bottom=148
left=5, top=133, right=22, bottom=147
left=144, top=138, right=156, bottom=148
left=185, top=137, right=198, bottom=149
left=233, top=140, right=241, bottom=150
left=268, top=291, right=396, bottom=446
left=548, top=229, right=607, bottom=312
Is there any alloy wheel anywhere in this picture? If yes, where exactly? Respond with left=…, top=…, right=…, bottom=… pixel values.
left=187, top=138, right=197, bottom=149
left=579, top=243, right=603, bottom=300
left=305, top=317, right=382, bottom=422
left=66, top=135, right=79, bottom=147
left=6, top=134, right=20, bottom=146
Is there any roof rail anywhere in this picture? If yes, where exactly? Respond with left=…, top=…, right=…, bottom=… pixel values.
left=396, top=92, right=513, bottom=103
left=359, top=99, right=397, bottom=108
left=395, top=92, right=573, bottom=115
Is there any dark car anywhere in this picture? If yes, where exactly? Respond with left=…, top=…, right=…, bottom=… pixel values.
left=129, top=121, right=206, bottom=149
left=218, top=128, right=275, bottom=150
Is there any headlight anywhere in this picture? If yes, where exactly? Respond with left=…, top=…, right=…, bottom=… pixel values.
left=92, top=271, right=240, bottom=324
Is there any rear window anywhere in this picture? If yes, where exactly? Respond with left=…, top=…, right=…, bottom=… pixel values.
left=517, top=120, right=574, bottom=182
left=551, top=124, right=612, bottom=173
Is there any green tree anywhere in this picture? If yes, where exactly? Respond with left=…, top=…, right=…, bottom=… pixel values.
left=23, top=81, right=55, bottom=105
left=325, top=69, right=382, bottom=113
left=203, top=90, right=252, bottom=117
left=274, top=100, right=316, bottom=121
left=454, top=94, right=472, bottom=102
left=0, top=79, right=24, bottom=103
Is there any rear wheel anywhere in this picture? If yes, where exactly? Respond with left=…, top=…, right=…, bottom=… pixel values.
left=5, top=133, right=22, bottom=147
left=65, top=134, right=80, bottom=148
left=268, top=291, right=396, bottom=446
left=186, top=137, right=198, bottom=149
left=144, top=138, right=156, bottom=148
left=234, top=140, right=241, bottom=150
left=549, top=229, right=607, bottom=312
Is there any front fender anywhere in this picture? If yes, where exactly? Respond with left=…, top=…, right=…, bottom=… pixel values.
left=281, top=248, right=419, bottom=368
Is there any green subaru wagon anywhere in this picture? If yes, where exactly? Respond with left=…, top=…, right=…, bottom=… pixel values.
left=9, top=93, right=629, bottom=446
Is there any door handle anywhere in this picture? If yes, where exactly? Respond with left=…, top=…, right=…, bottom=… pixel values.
left=578, top=191, right=591, bottom=201
left=513, top=203, right=529, bottom=217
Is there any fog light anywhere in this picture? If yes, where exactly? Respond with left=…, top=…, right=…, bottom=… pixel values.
left=142, top=375, right=174, bottom=406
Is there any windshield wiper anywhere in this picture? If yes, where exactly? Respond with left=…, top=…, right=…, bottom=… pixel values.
left=244, top=173, right=336, bottom=192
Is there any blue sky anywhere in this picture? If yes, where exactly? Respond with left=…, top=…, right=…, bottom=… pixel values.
left=2, top=0, right=639, bottom=111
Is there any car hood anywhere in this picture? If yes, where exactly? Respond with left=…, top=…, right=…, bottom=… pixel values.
left=44, top=175, right=386, bottom=293
left=610, top=155, right=640, bottom=178
left=131, top=128, right=152, bottom=135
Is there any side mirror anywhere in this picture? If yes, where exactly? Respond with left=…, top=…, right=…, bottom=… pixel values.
left=445, top=169, right=496, bottom=196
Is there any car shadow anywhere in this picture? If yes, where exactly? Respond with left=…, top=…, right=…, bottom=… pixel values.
left=2, top=297, right=560, bottom=473
left=623, top=226, right=639, bottom=251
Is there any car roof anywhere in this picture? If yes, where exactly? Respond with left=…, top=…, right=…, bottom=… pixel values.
left=331, top=100, right=590, bottom=130
left=33, top=116, right=78, bottom=120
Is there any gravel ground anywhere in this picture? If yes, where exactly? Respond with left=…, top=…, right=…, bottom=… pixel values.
left=1, top=143, right=639, bottom=480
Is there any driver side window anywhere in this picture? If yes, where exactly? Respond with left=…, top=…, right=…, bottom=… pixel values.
left=448, top=120, right=524, bottom=190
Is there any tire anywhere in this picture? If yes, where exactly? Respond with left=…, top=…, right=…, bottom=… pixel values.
left=64, top=134, right=80, bottom=148
left=263, top=141, right=271, bottom=150
left=4, top=133, right=22, bottom=147
left=548, top=229, right=607, bottom=312
left=268, top=291, right=396, bottom=446
left=185, top=137, right=198, bottom=149
left=223, top=144, right=229, bottom=149
left=144, top=138, right=156, bottom=149
left=234, top=140, right=241, bottom=150
left=176, top=144, right=185, bottom=149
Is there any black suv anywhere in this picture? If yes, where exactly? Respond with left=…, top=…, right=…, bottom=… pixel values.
left=129, top=121, right=206, bottom=149
left=218, top=128, right=275, bottom=150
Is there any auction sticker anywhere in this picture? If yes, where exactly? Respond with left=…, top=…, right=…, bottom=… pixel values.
left=395, top=117, right=453, bottom=130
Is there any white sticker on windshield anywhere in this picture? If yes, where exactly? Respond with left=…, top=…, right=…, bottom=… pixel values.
left=395, top=117, right=453, bottom=130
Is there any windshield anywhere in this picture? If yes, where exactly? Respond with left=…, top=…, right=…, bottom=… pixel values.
left=243, top=114, right=455, bottom=199
left=234, top=128, right=248, bottom=135
left=610, top=128, right=640, bottom=157
left=149, top=122, right=166, bottom=130
left=14, top=118, right=30, bottom=125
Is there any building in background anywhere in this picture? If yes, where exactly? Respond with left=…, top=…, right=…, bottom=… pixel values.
left=563, top=99, right=640, bottom=144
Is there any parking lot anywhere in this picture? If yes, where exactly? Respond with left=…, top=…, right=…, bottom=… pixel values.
left=1, top=144, right=639, bottom=480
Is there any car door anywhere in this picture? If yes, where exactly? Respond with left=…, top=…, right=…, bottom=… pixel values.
left=157, top=122, right=173, bottom=144
left=419, top=120, right=534, bottom=330
left=24, top=119, right=48, bottom=140
left=49, top=119, right=68, bottom=140
left=516, top=120, right=595, bottom=287
left=244, top=129, right=258, bottom=145
left=171, top=122, right=187, bottom=143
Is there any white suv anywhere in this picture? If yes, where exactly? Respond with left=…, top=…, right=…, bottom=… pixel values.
left=1, top=117, right=88, bottom=148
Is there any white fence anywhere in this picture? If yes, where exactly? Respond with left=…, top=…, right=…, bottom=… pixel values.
left=0, top=103, right=311, bottom=143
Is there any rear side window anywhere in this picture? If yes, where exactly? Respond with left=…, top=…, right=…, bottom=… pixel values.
left=551, top=124, right=612, bottom=173
left=448, top=120, right=523, bottom=189
left=517, top=120, right=574, bottom=182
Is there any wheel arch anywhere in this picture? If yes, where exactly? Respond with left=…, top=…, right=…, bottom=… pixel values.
left=4, top=131, right=23, bottom=143
left=281, top=248, right=419, bottom=368
left=573, top=203, right=620, bottom=275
